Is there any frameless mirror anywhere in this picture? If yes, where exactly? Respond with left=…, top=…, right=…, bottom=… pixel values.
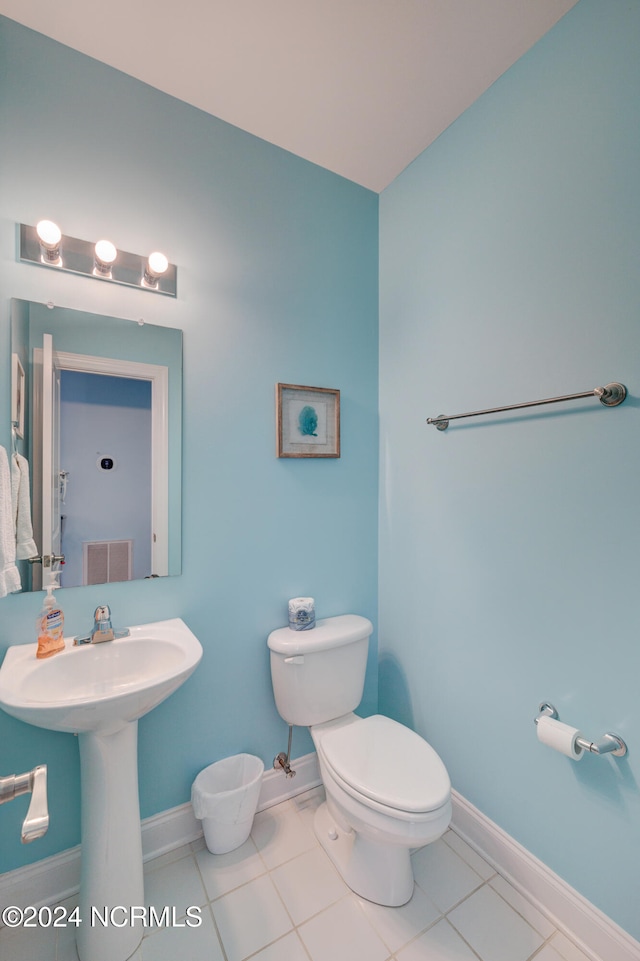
left=10, top=299, right=182, bottom=592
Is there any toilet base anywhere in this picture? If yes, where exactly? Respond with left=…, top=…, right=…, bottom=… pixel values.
left=314, top=801, right=414, bottom=907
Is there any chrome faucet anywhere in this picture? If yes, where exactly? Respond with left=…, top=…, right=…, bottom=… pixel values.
left=74, top=605, right=130, bottom=645
left=0, top=765, right=49, bottom=843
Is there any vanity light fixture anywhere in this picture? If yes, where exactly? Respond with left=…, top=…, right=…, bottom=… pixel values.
left=35, top=220, right=62, bottom=266
left=18, top=222, right=177, bottom=297
left=142, top=251, right=169, bottom=289
left=93, top=239, right=118, bottom=278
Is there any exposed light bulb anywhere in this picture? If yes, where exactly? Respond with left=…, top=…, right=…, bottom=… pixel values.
left=94, top=239, right=117, bottom=277
left=148, top=252, right=168, bottom=274
left=143, top=251, right=169, bottom=288
left=36, top=220, right=62, bottom=247
left=36, top=220, right=62, bottom=265
left=95, top=240, right=117, bottom=264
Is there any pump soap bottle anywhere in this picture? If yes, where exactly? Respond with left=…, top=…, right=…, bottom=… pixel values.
left=36, top=580, right=65, bottom=659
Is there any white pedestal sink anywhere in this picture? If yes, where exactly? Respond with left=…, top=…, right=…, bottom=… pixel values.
left=0, top=617, right=203, bottom=961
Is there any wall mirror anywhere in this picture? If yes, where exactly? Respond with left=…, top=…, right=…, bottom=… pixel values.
left=10, top=299, right=182, bottom=592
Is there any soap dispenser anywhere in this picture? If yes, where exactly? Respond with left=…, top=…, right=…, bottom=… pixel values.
left=36, top=578, right=65, bottom=659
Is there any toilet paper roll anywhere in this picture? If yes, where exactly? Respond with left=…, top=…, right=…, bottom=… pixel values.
left=288, top=597, right=315, bottom=631
left=536, top=714, right=583, bottom=760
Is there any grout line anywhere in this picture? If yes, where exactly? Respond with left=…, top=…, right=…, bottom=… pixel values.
left=487, top=875, right=554, bottom=940
left=191, top=851, right=229, bottom=961
left=528, top=935, right=559, bottom=960
left=442, top=827, right=499, bottom=881
left=419, top=874, right=486, bottom=917
left=440, top=916, right=486, bottom=961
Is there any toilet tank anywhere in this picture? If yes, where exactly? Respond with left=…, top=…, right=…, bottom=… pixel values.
left=267, top=614, right=373, bottom=726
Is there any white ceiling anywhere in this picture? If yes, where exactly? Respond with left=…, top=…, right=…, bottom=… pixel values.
left=0, top=0, right=579, bottom=192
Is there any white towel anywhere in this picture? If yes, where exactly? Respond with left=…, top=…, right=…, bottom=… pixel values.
left=11, top=452, right=38, bottom=560
left=0, top=445, right=21, bottom=597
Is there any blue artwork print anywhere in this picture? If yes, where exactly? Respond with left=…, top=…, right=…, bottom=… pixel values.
left=298, top=405, right=318, bottom=437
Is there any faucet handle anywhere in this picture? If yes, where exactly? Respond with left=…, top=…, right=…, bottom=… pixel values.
left=22, top=765, right=49, bottom=844
left=94, top=605, right=112, bottom=622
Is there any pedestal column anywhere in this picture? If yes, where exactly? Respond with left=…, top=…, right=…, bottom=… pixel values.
left=76, top=721, right=144, bottom=961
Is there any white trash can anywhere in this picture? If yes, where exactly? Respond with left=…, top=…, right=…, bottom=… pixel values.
left=191, top=754, right=264, bottom=855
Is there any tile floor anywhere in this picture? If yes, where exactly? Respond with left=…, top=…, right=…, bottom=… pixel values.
left=1, top=787, right=596, bottom=961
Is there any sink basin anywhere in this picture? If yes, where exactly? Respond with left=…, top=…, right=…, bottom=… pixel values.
left=0, top=616, right=202, bottom=733
left=0, top=616, right=203, bottom=961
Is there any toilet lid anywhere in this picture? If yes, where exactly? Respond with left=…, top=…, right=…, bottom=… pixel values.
left=319, top=715, right=450, bottom=814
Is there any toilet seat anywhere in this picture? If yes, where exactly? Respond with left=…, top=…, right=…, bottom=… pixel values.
left=317, top=714, right=450, bottom=816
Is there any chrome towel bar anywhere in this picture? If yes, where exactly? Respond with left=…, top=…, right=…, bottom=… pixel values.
left=427, top=383, right=626, bottom=431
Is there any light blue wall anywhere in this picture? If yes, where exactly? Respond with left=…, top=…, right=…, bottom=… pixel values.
left=0, top=17, right=379, bottom=873
left=379, top=0, right=640, bottom=940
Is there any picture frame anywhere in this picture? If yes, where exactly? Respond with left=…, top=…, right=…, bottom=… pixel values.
left=276, top=383, right=340, bottom=458
left=11, top=353, right=25, bottom=439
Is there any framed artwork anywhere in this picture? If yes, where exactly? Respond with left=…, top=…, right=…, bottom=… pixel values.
left=276, top=383, right=340, bottom=458
left=11, top=353, right=25, bottom=439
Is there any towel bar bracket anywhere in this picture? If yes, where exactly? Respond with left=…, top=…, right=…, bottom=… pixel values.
left=596, top=383, right=627, bottom=407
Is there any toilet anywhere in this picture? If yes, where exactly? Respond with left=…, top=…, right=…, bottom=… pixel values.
left=268, top=613, right=451, bottom=907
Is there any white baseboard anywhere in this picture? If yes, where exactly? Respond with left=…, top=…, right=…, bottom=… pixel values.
left=451, top=789, right=640, bottom=961
left=0, top=843, right=81, bottom=916
left=0, top=752, right=321, bottom=917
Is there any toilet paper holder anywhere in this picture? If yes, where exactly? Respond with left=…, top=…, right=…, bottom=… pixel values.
left=535, top=703, right=627, bottom=758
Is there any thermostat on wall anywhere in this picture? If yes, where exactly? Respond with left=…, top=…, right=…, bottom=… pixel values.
left=96, top=455, right=117, bottom=471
